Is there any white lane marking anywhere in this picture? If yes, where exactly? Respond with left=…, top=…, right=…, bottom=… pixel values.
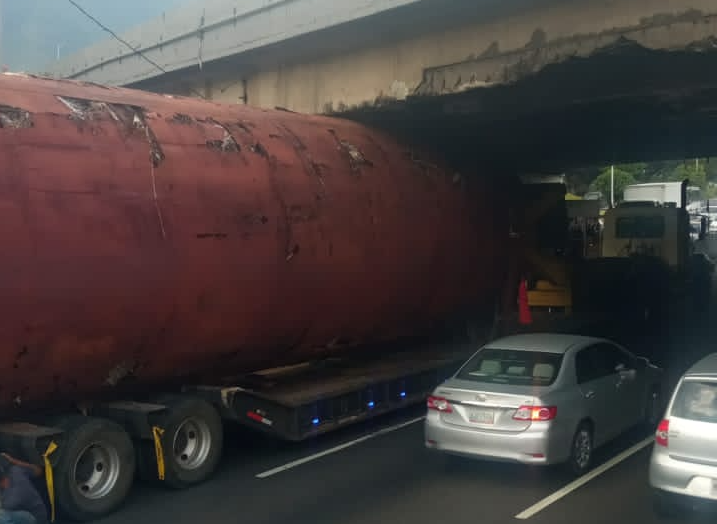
left=256, top=416, right=425, bottom=479
left=514, top=435, right=654, bottom=520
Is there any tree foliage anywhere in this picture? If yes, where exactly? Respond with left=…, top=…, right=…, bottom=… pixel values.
left=591, top=167, right=636, bottom=203
left=574, top=158, right=717, bottom=203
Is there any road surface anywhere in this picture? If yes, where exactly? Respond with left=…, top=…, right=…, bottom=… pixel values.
left=94, top=273, right=717, bottom=524
left=95, top=406, right=711, bottom=524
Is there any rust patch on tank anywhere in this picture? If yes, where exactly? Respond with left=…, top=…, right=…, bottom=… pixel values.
left=251, top=142, right=269, bottom=158
left=105, top=361, right=141, bottom=387
left=279, top=123, right=327, bottom=192
left=206, top=134, right=240, bottom=152
left=56, top=96, right=125, bottom=122
left=132, top=112, right=165, bottom=167
left=124, top=109, right=167, bottom=238
left=206, top=119, right=240, bottom=153
left=242, top=214, right=269, bottom=225
left=12, top=346, right=29, bottom=370
left=196, top=233, right=228, bottom=239
left=341, top=141, right=369, bottom=166
left=236, top=122, right=254, bottom=134
left=285, top=244, right=300, bottom=262
left=328, top=129, right=372, bottom=173
left=172, top=113, right=194, bottom=125
left=0, top=105, right=32, bottom=128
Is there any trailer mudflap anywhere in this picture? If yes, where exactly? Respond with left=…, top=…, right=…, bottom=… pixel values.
left=0, top=422, right=63, bottom=465
left=89, top=401, right=168, bottom=439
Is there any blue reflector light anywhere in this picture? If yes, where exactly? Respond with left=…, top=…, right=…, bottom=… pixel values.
left=312, top=418, right=320, bottom=425
left=400, top=391, right=406, bottom=398
left=367, top=401, right=375, bottom=408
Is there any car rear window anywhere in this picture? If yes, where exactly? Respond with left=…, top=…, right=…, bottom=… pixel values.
left=456, top=348, right=564, bottom=386
left=671, top=380, right=717, bottom=423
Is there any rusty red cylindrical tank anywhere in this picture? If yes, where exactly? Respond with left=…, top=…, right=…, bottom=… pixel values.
left=0, top=73, right=506, bottom=413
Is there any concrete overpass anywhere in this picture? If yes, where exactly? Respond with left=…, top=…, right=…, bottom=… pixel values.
left=52, top=0, right=717, bottom=172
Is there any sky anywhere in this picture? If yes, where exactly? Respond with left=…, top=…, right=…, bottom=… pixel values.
left=0, top=0, right=191, bottom=72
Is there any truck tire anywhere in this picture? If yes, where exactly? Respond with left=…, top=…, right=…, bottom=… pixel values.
left=142, top=396, right=223, bottom=489
left=53, top=416, right=135, bottom=522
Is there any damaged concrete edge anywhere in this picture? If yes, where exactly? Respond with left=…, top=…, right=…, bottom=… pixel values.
left=414, top=11, right=717, bottom=97
left=323, top=93, right=408, bottom=117
left=323, top=9, right=717, bottom=115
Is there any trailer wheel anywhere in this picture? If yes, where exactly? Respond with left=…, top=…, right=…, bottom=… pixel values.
left=53, top=416, right=135, bottom=522
left=145, top=396, right=223, bottom=489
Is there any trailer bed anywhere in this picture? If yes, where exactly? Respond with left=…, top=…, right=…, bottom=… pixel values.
left=190, top=342, right=476, bottom=441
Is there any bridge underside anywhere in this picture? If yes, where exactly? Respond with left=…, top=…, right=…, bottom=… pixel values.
left=129, top=37, right=717, bottom=175
left=343, top=40, right=717, bottom=174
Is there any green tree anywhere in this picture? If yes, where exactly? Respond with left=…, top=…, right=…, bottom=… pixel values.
left=705, top=158, right=717, bottom=184
left=675, top=161, right=706, bottom=189
left=590, top=166, right=636, bottom=203
left=569, top=158, right=717, bottom=200
left=617, top=162, right=648, bottom=183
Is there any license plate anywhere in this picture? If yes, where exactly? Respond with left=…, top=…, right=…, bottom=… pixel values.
left=468, top=408, right=494, bottom=424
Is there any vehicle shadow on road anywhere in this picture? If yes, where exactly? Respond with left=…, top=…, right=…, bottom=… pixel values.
left=433, top=452, right=574, bottom=487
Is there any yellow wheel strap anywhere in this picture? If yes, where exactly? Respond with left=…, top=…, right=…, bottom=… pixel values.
left=43, top=440, right=58, bottom=523
left=151, top=426, right=165, bottom=481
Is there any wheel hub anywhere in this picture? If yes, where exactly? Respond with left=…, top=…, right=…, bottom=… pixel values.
left=574, top=431, right=591, bottom=469
left=172, top=417, right=212, bottom=471
left=73, top=442, right=121, bottom=500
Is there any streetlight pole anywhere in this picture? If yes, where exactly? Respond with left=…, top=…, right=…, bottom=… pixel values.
left=610, top=165, right=615, bottom=208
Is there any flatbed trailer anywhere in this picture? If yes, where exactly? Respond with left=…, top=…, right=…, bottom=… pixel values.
left=189, top=343, right=475, bottom=441
left=0, top=341, right=477, bottom=521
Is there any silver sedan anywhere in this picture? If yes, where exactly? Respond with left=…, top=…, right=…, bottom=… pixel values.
left=425, top=333, right=664, bottom=475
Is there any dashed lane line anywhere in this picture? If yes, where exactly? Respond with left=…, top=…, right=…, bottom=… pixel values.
left=256, top=416, right=425, bottom=479
left=515, top=436, right=654, bottom=520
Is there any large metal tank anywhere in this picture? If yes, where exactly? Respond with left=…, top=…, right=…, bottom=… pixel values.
left=0, top=73, right=506, bottom=413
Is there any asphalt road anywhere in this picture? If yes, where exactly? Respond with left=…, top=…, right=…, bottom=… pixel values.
left=94, top=407, right=701, bottom=524
left=94, top=275, right=717, bottom=524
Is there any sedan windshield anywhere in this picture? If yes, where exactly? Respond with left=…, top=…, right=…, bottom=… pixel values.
left=456, top=348, right=564, bottom=386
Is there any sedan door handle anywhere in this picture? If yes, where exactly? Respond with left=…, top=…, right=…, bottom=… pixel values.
left=584, top=390, right=595, bottom=399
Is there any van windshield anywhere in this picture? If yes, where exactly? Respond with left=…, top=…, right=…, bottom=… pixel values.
left=615, top=216, right=665, bottom=239
left=671, top=380, right=717, bottom=423
left=456, top=348, right=563, bottom=386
